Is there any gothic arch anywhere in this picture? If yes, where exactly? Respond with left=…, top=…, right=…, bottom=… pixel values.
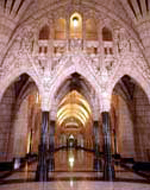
left=39, top=24, right=50, bottom=40
left=102, top=26, right=113, bottom=41
left=37, top=16, right=51, bottom=30
left=0, top=70, right=42, bottom=161
left=109, top=62, right=150, bottom=103
left=49, top=63, right=101, bottom=112
left=111, top=73, right=150, bottom=160
left=4, top=0, right=143, bottom=61
left=0, top=68, right=42, bottom=102
left=111, top=74, right=149, bottom=102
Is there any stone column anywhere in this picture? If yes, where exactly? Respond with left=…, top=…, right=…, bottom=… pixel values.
left=49, top=120, right=55, bottom=171
left=102, top=112, right=115, bottom=181
left=35, top=111, right=49, bottom=181
left=93, top=121, right=101, bottom=171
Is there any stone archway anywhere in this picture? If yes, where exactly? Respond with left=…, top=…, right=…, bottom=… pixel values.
left=51, top=70, right=98, bottom=149
left=49, top=53, right=101, bottom=113
left=0, top=69, right=42, bottom=103
left=111, top=74, right=150, bottom=161
left=0, top=73, right=41, bottom=162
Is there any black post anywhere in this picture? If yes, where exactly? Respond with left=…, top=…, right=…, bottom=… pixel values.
left=36, top=111, right=49, bottom=181
left=49, top=120, right=55, bottom=171
left=93, top=121, right=101, bottom=171
left=102, top=112, right=115, bottom=181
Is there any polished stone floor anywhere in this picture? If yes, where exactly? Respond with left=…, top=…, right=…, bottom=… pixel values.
left=0, top=149, right=150, bottom=190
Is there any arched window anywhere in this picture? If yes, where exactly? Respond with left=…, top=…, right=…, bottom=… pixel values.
left=102, top=27, right=112, bottom=41
left=70, top=12, right=82, bottom=38
left=86, top=19, right=98, bottom=40
left=55, top=18, right=66, bottom=40
left=39, top=25, right=49, bottom=40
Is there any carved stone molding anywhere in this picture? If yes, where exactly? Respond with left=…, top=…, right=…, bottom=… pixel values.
left=69, top=38, right=83, bottom=52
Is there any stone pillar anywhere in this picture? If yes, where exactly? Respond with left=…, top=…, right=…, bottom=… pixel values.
left=102, top=112, right=115, bottom=181
left=35, top=111, right=49, bottom=181
left=49, top=120, right=55, bottom=171
left=93, top=121, right=101, bottom=171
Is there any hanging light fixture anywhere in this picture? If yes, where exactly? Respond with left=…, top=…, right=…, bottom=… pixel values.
left=73, top=16, right=79, bottom=27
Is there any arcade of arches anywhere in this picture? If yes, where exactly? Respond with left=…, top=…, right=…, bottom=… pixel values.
left=0, top=0, right=150, bottom=189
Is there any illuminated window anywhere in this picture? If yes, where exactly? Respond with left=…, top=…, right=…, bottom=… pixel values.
left=55, top=18, right=66, bottom=39
left=70, top=13, right=82, bottom=38
left=86, top=19, right=98, bottom=40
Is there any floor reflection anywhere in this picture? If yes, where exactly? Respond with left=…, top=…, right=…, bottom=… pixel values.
left=0, top=148, right=150, bottom=190
left=54, top=148, right=94, bottom=171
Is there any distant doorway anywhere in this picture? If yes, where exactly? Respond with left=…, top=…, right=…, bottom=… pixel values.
left=67, top=134, right=75, bottom=147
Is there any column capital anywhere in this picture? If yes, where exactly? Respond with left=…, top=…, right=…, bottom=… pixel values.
left=100, top=92, right=111, bottom=113
left=41, top=93, right=51, bottom=112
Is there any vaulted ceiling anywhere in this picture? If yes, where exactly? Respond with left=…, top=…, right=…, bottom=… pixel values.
left=56, top=90, right=92, bottom=133
left=55, top=72, right=94, bottom=134
left=0, top=0, right=150, bottom=65
left=1, top=0, right=149, bottom=22
left=120, top=0, right=150, bottom=23
left=1, top=0, right=34, bottom=19
left=0, top=0, right=149, bottom=49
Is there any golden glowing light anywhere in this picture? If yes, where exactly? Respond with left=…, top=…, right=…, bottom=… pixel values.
left=68, top=150, right=75, bottom=168
left=56, top=90, right=92, bottom=130
left=58, top=114, right=85, bottom=127
left=70, top=12, right=82, bottom=38
left=69, top=156, right=74, bottom=167
left=57, top=104, right=89, bottom=120
left=73, top=17, right=78, bottom=27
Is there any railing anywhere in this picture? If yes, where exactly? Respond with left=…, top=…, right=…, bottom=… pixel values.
left=38, top=39, right=107, bottom=56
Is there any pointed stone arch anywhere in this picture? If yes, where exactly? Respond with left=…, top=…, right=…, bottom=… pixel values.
left=111, top=73, right=150, bottom=160
left=102, top=26, right=113, bottom=41
left=0, top=68, right=42, bottom=102
left=49, top=63, right=101, bottom=113
left=39, top=24, right=50, bottom=40
left=0, top=70, right=42, bottom=161
left=109, top=64, right=150, bottom=104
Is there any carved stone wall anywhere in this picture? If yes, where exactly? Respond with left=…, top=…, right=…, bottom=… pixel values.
left=0, top=0, right=150, bottom=162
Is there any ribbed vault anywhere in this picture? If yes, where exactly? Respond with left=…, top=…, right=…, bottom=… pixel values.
left=56, top=90, right=92, bottom=132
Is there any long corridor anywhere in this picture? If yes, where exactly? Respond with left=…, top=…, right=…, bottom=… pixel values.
left=0, top=149, right=150, bottom=190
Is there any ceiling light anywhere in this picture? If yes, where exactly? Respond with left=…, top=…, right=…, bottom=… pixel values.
left=73, top=17, right=78, bottom=27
